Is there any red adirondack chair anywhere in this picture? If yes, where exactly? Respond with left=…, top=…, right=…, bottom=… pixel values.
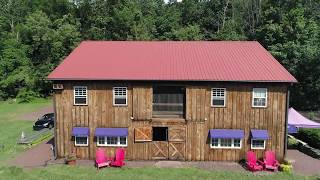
left=246, top=151, right=263, bottom=172
left=263, top=151, right=279, bottom=171
left=110, top=148, right=126, bottom=167
left=95, top=148, right=111, bottom=169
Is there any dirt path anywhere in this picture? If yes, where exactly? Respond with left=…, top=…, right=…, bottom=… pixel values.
left=19, top=106, right=53, bottom=121
left=287, top=149, right=320, bottom=176
left=8, top=138, right=54, bottom=168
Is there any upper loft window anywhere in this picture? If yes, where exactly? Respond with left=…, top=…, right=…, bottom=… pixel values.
left=153, top=86, right=185, bottom=118
left=252, top=88, right=267, bottom=107
left=211, top=88, right=226, bottom=107
left=74, top=86, right=87, bottom=105
left=113, top=87, right=127, bottom=106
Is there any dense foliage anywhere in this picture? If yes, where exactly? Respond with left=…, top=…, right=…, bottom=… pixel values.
left=0, top=0, right=319, bottom=110
left=296, top=128, right=320, bottom=149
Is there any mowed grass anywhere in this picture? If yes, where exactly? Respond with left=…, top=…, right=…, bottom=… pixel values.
left=0, top=99, right=52, bottom=161
left=0, top=165, right=316, bottom=180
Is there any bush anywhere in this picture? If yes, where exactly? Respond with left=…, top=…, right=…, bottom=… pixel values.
left=16, top=89, right=37, bottom=103
left=296, top=128, right=320, bottom=149
left=287, top=136, right=299, bottom=149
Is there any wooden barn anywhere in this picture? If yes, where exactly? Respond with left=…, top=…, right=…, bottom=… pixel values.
left=48, top=41, right=297, bottom=161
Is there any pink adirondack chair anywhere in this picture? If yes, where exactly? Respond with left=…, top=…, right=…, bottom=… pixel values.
left=246, top=151, right=263, bottom=172
left=110, top=148, right=126, bottom=167
left=263, top=151, right=279, bottom=171
left=95, top=148, right=111, bottom=169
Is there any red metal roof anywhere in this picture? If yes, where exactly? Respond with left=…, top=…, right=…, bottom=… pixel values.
left=48, top=41, right=297, bottom=82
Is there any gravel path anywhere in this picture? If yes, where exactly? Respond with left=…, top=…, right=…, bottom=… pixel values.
left=8, top=138, right=54, bottom=169
left=19, top=106, right=53, bottom=121
left=287, top=149, right=320, bottom=176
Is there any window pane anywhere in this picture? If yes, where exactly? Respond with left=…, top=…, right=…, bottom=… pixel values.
left=252, top=140, right=265, bottom=148
left=233, top=139, right=241, bottom=147
left=254, top=98, right=266, bottom=106
left=220, top=139, right=232, bottom=147
left=120, top=137, right=127, bottom=145
left=212, top=99, right=224, bottom=106
left=98, top=137, right=105, bottom=145
left=107, top=137, right=117, bottom=145
left=115, top=98, right=126, bottom=105
left=75, top=137, right=87, bottom=145
left=212, top=138, right=219, bottom=147
left=75, top=97, right=87, bottom=104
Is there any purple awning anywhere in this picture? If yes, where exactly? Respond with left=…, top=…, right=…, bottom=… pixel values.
left=251, top=129, right=269, bottom=140
left=72, top=127, right=89, bottom=137
left=288, top=107, right=320, bottom=128
left=209, top=129, right=244, bottom=139
left=95, top=128, right=128, bottom=137
left=288, top=125, right=298, bottom=134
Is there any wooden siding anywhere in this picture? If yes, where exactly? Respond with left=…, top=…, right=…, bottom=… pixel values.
left=54, top=81, right=288, bottom=161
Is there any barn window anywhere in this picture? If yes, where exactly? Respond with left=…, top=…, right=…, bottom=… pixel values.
left=252, top=88, right=267, bottom=107
left=75, top=136, right=88, bottom=146
left=152, top=127, right=168, bottom=141
left=211, top=88, right=226, bottom=107
left=210, top=138, right=242, bottom=149
left=250, top=129, right=268, bottom=149
left=251, top=139, right=266, bottom=149
left=153, top=86, right=185, bottom=118
left=113, top=87, right=127, bottom=106
left=74, top=86, right=87, bottom=105
left=97, top=136, right=127, bottom=147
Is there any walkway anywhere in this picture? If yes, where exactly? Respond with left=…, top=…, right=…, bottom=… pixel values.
left=287, top=149, right=320, bottom=176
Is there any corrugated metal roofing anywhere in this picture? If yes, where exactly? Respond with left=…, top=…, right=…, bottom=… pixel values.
left=47, top=41, right=297, bottom=82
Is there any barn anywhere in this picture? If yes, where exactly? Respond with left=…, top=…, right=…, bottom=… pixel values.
left=48, top=41, right=296, bottom=161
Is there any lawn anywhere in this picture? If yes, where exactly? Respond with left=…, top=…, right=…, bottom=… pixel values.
left=0, top=165, right=317, bottom=180
left=0, top=100, right=318, bottom=180
left=0, top=99, right=52, bottom=161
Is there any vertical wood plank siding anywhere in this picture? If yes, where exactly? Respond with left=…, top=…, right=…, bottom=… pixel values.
left=54, top=82, right=287, bottom=161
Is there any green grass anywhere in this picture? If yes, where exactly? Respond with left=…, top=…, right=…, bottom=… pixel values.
left=0, top=98, right=51, bottom=161
left=0, top=165, right=317, bottom=180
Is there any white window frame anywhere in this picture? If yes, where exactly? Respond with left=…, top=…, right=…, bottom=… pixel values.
left=113, top=87, right=128, bottom=106
left=252, top=88, right=267, bottom=108
left=251, top=139, right=266, bottom=150
left=97, top=136, right=128, bottom=147
left=211, top=88, right=226, bottom=107
left=74, top=136, right=89, bottom=146
left=210, top=138, right=242, bottom=149
left=74, top=86, right=88, bottom=105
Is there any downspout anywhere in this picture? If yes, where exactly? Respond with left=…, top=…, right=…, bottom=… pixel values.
left=53, top=89, right=58, bottom=160
left=283, top=84, right=291, bottom=159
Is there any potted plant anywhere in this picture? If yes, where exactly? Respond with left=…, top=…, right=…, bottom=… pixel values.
left=65, top=153, right=77, bottom=165
left=279, top=159, right=293, bottom=174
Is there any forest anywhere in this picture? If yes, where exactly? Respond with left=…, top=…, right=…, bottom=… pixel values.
left=0, top=0, right=319, bottom=110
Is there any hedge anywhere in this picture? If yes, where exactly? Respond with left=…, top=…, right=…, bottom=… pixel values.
left=296, top=128, right=320, bottom=149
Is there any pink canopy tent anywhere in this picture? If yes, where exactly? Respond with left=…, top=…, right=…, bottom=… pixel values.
left=288, top=107, right=320, bottom=128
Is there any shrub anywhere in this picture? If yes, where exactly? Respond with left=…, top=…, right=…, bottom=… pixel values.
left=287, top=136, right=298, bottom=149
left=296, top=128, right=320, bottom=149
left=16, top=89, right=37, bottom=103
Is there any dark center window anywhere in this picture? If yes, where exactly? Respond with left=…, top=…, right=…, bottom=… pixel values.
left=152, top=127, right=168, bottom=141
left=153, top=86, right=185, bottom=118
